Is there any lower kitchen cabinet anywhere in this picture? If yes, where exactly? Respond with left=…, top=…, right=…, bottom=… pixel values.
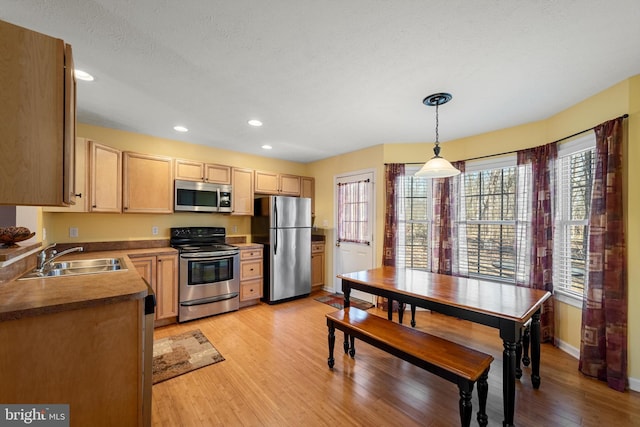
left=311, top=241, right=325, bottom=291
left=0, top=298, right=145, bottom=425
left=239, top=245, right=263, bottom=307
left=130, top=253, right=178, bottom=323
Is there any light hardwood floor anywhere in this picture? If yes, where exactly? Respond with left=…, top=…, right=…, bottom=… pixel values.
left=152, top=291, right=640, bottom=426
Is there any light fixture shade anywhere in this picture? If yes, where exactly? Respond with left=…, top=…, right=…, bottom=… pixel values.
left=415, top=156, right=461, bottom=178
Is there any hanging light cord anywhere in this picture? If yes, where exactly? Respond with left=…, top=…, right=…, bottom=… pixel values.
left=433, top=100, right=441, bottom=157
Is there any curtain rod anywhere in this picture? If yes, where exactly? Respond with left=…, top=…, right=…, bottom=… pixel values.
left=392, top=113, right=629, bottom=166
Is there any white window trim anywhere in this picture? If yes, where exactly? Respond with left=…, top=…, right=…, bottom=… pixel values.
left=553, top=131, right=596, bottom=307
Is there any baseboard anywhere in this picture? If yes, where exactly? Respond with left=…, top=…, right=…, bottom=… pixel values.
left=555, top=337, right=639, bottom=392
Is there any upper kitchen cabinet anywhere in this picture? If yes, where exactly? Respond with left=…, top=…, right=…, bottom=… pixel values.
left=232, top=167, right=254, bottom=216
left=123, top=152, right=173, bottom=213
left=0, top=19, right=76, bottom=206
left=254, top=170, right=301, bottom=196
left=43, top=138, right=89, bottom=213
left=90, top=141, right=122, bottom=212
left=175, top=159, right=231, bottom=184
left=301, top=176, right=315, bottom=216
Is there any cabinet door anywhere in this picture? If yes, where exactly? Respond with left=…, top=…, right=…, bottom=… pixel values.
left=63, top=43, right=77, bottom=205
left=44, top=138, right=89, bottom=212
left=131, top=256, right=156, bottom=294
left=311, top=252, right=324, bottom=288
left=123, top=152, right=173, bottom=213
left=0, top=20, right=69, bottom=206
left=90, top=141, right=122, bottom=212
left=205, top=164, right=231, bottom=184
left=254, top=170, right=279, bottom=194
left=175, top=159, right=204, bottom=181
left=279, top=174, right=301, bottom=196
left=156, top=254, right=178, bottom=319
left=232, top=168, right=254, bottom=215
left=301, top=176, right=315, bottom=215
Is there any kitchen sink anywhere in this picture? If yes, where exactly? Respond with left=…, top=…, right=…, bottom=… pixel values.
left=18, top=257, right=127, bottom=280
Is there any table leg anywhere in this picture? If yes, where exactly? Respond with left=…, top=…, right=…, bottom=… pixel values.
left=397, top=302, right=404, bottom=324
left=410, top=304, right=416, bottom=327
left=343, top=284, right=351, bottom=308
left=531, top=310, right=541, bottom=389
left=327, top=323, right=335, bottom=369
left=502, top=340, right=516, bottom=427
left=387, top=300, right=393, bottom=321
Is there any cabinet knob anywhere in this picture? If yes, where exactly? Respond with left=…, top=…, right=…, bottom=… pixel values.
left=75, top=193, right=82, bottom=198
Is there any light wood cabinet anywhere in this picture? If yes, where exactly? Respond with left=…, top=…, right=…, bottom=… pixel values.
left=255, top=170, right=301, bottom=196
left=43, top=138, right=89, bottom=212
left=301, top=176, right=315, bottom=216
left=90, top=141, right=122, bottom=212
left=0, top=299, right=144, bottom=425
left=232, top=167, right=254, bottom=215
left=131, top=253, right=178, bottom=322
left=0, top=19, right=76, bottom=206
left=175, top=159, right=231, bottom=184
left=123, top=152, right=173, bottom=213
left=311, top=241, right=325, bottom=290
left=239, top=246, right=263, bottom=307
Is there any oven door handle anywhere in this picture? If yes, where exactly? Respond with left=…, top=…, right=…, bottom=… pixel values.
left=180, top=293, right=239, bottom=306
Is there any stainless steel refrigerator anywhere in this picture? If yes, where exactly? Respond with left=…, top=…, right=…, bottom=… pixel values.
left=251, top=196, right=311, bottom=303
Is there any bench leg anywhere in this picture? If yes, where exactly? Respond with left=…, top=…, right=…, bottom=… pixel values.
left=458, top=380, right=474, bottom=427
left=327, top=322, right=335, bottom=369
left=398, top=302, right=404, bottom=324
left=476, top=367, right=490, bottom=427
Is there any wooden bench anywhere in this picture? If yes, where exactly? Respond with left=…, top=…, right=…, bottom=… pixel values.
left=326, top=307, right=493, bottom=427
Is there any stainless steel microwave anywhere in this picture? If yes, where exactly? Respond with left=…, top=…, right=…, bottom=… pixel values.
left=174, top=179, right=232, bottom=213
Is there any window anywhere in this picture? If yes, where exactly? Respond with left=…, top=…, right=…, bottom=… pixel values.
left=337, top=179, right=371, bottom=244
left=460, top=157, right=517, bottom=282
left=553, top=134, right=596, bottom=299
left=396, top=169, right=433, bottom=270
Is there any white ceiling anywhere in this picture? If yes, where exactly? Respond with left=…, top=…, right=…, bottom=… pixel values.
left=3, top=1, right=640, bottom=163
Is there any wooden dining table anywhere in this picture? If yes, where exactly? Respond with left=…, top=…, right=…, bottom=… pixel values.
left=338, top=266, right=552, bottom=427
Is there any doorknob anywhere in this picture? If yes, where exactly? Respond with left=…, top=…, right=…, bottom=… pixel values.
left=336, top=241, right=340, bottom=247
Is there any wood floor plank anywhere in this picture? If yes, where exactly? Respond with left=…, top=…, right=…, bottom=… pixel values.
left=151, top=291, right=640, bottom=426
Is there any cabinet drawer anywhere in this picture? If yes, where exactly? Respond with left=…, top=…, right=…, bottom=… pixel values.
left=240, top=248, right=263, bottom=260
left=312, top=243, right=325, bottom=253
left=240, top=279, right=262, bottom=301
left=240, top=259, right=263, bottom=280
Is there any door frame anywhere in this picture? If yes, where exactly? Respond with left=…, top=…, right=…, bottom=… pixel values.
left=331, top=168, right=376, bottom=295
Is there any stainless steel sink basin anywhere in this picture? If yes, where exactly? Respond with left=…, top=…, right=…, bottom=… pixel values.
left=18, top=257, right=127, bottom=280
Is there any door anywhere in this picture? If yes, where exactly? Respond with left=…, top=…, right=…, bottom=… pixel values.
left=333, top=170, right=376, bottom=303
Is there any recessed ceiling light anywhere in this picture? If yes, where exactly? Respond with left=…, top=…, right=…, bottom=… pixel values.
left=262, top=145, right=272, bottom=150
left=173, top=125, right=188, bottom=132
left=74, top=69, right=94, bottom=81
left=248, top=119, right=263, bottom=127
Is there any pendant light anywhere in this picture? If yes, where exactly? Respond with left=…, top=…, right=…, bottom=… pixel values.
left=415, top=92, right=460, bottom=178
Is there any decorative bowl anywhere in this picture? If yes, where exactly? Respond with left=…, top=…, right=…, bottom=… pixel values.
left=0, top=226, right=35, bottom=247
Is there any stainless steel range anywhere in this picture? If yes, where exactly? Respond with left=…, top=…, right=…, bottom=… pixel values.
left=170, top=227, right=240, bottom=322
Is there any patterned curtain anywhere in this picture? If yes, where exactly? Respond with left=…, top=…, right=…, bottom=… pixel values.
left=579, top=117, right=627, bottom=392
left=516, top=143, right=557, bottom=343
left=432, top=161, right=465, bottom=275
left=382, top=164, right=405, bottom=266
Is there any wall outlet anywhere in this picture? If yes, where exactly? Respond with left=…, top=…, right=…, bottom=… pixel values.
left=322, top=219, right=329, bottom=227
left=69, top=227, right=79, bottom=238
left=232, top=225, right=238, bottom=233
left=152, top=226, right=159, bottom=235
left=42, top=227, right=46, bottom=240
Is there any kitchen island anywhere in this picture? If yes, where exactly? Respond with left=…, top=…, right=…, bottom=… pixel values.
left=0, top=249, right=164, bottom=427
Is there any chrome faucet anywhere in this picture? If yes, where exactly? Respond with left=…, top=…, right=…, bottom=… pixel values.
left=37, top=245, right=84, bottom=272
left=36, top=243, right=57, bottom=271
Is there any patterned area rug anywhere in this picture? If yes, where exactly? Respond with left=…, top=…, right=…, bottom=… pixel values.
left=152, top=329, right=224, bottom=384
left=314, top=293, right=374, bottom=310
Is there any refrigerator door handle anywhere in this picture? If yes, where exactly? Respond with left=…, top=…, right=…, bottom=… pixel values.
left=273, top=198, right=278, bottom=254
